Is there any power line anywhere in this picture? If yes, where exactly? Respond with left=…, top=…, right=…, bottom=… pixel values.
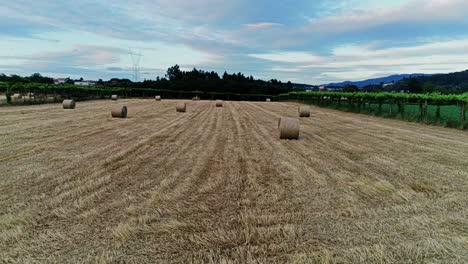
left=129, top=49, right=143, bottom=82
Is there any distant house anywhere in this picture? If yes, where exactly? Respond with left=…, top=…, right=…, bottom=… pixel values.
left=54, top=78, right=67, bottom=85
left=301, top=86, right=317, bottom=92
left=325, top=87, right=343, bottom=92
left=74, top=80, right=96, bottom=86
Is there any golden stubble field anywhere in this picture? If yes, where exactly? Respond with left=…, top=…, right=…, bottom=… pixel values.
left=1, top=99, right=468, bottom=263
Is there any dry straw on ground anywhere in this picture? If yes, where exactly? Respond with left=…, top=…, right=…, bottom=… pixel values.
left=62, top=99, right=76, bottom=109
left=1, top=100, right=468, bottom=263
left=298, top=106, right=311, bottom=117
left=176, top=102, right=186, bottom=112
left=278, top=117, right=300, bottom=139
left=111, top=105, right=127, bottom=118
left=216, top=100, right=223, bottom=107
left=111, top=95, right=119, bottom=100
left=155, top=96, right=161, bottom=101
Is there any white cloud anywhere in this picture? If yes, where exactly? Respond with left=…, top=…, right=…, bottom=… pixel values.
left=271, top=67, right=303, bottom=73
left=308, top=0, right=468, bottom=33
left=0, top=29, right=221, bottom=79
left=249, top=37, right=468, bottom=83
left=128, top=0, right=242, bottom=23
left=251, top=39, right=468, bottom=68
left=243, top=22, right=284, bottom=29
left=249, top=51, right=323, bottom=63
left=1, top=0, right=468, bottom=84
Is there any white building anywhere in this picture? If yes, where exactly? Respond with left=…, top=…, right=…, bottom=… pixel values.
left=74, top=80, right=96, bottom=86
left=54, top=78, right=67, bottom=85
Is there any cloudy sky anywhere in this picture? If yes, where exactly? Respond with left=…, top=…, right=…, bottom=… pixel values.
left=1, top=0, right=468, bottom=84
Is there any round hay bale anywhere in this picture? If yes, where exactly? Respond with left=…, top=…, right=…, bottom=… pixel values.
left=111, top=95, right=119, bottom=100
left=215, top=100, right=223, bottom=107
left=298, top=106, right=310, bottom=117
left=176, top=102, right=186, bottom=112
left=278, top=117, right=300, bottom=140
left=266, top=98, right=271, bottom=102
left=62, top=99, right=76, bottom=109
left=111, top=105, right=127, bottom=118
left=13, top=93, right=22, bottom=99
left=155, top=95, right=161, bottom=101
left=192, top=96, right=200, bottom=101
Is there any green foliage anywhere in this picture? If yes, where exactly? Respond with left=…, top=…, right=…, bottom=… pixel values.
left=391, top=71, right=468, bottom=94
left=407, top=78, right=422, bottom=93
left=343, top=84, right=359, bottom=92
left=28, top=73, right=54, bottom=84
left=415, top=70, right=468, bottom=87
left=90, top=65, right=294, bottom=95
left=0, top=73, right=54, bottom=84
left=165, top=65, right=183, bottom=81
left=285, top=91, right=468, bottom=103
left=0, top=82, right=278, bottom=104
left=283, top=91, right=467, bottom=129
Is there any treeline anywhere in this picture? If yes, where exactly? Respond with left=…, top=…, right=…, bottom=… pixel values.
left=0, top=82, right=276, bottom=103
left=4, top=67, right=468, bottom=95
left=283, top=91, right=468, bottom=103
left=0, top=73, right=54, bottom=84
left=414, top=70, right=468, bottom=87
left=0, top=65, right=295, bottom=95
left=111, top=65, right=294, bottom=95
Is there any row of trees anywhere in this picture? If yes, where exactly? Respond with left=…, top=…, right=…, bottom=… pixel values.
left=0, top=73, right=54, bottom=84
left=285, top=91, right=468, bottom=103
left=0, top=82, right=276, bottom=103
left=108, top=65, right=294, bottom=95
left=0, top=65, right=295, bottom=95
left=3, top=67, right=468, bottom=95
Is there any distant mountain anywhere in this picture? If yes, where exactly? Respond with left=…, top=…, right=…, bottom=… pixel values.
left=323, top=74, right=431, bottom=88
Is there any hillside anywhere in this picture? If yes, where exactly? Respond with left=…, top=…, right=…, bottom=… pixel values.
left=413, top=70, right=468, bottom=86
left=323, top=74, right=429, bottom=88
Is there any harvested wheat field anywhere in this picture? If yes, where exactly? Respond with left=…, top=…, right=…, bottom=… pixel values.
left=1, top=99, right=468, bottom=263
